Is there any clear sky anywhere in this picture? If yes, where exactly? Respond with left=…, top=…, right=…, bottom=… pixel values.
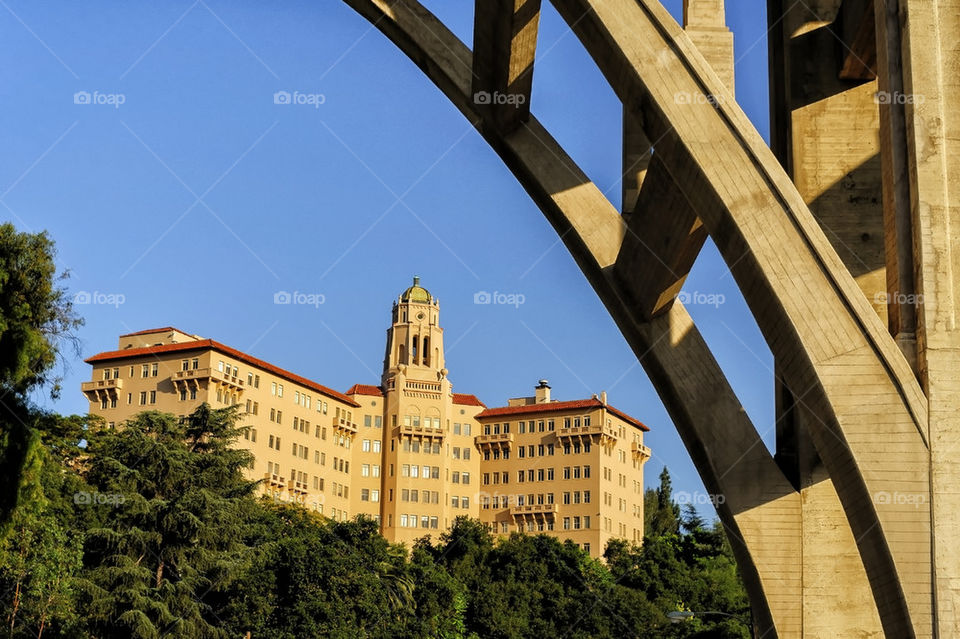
left=2, top=0, right=774, bottom=518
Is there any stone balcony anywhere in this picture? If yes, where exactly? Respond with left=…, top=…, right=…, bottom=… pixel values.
left=510, top=502, right=558, bottom=516
left=332, top=416, right=358, bottom=436
left=475, top=432, right=515, bottom=449
left=172, top=367, right=245, bottom=392
left=399, top=423, right=445, bottom=440
left=631, top=442, right=652, bottom=461
left=81, top=378, right=123, bottom=402
left=557, top=423, right=618, bottom=444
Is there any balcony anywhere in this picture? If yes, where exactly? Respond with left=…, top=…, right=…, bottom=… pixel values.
left=172, top=367, right=244, bottom=392
left=631, top=442, right=652, bottom=461
left=332, top=416, right=358, bottom=437
left=510, top=503, right=558, bottom=516
left=287, top=479, right=309, bottom=495
left=399, top=423, right=445, bottom=440
left=81, top=378, right=123, bottom=402
left=475, top=432, right=514, bottom=449
left=263, top=472, right=286, bottom=488
left=557, top=423, right=618, bottom=445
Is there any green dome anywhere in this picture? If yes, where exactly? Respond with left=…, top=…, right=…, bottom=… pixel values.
left=400, top=276, right=431, bottom=303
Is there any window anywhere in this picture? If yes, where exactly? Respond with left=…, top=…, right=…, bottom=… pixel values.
left=583, top=465, right=591, bottom=478
left=373, top=441, right=381, bottom=453
left=180, top=389, right=187, bottom=401
left=277, top=384, right=283, bottom=397
left=563, top=492, right=571, bottom=505
left=452, top=471, right=460, bottom=483
left=462, top=472, right=470, bottom=485
left=362, top=464, right=370, bottom=477
left=190, top=389, right=197, bottom=400
left=100, top=398, right=108, bottom=409
left=563, top=467, right=571, bottom=479
left=362, top=439, right=371, bottom=452
left=451, top=496, right=459, bottom=508
left=141, top=364, right=149, bottom=378
left=547, top=468, right=555, bottom=480
left=373, top=465, right=381, bottom=477
left=151, top=363, right=158, bottom=377
left=563, top=517, right=571, bottom=530
left=371, top=490, right=380, bottom=502
left=253, top=374, right=259, bottom=388
left=139, top=391, right=147, bottom=405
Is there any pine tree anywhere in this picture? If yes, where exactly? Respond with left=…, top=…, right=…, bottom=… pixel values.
left=77, top=404, right=256, bottom=638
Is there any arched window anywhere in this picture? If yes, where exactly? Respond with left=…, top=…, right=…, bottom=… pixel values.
left=423, top=337, right=430, bottom=366
left=412, top=336, right=419, bottom=363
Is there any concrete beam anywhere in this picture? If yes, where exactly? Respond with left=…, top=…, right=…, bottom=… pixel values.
left=471, top=0, right=541, bottom=135
left=839, top=0, right=877, bottom=81
left=614, top=154, right=707, bottom=320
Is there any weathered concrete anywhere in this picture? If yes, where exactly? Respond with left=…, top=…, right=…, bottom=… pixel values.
left=339, top=0, right=960, bottom=635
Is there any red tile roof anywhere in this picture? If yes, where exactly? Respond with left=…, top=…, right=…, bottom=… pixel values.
left=453, top=393, right=486, bottom=407
left=118, top=326, right=189, bottom=338
left=86, top=339, right=360, bottom=407
left=346, top=384, right=383, bottom=396
left=476, top=398, right=649, bottom=431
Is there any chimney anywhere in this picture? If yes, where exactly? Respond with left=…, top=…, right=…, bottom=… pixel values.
left=601, top=391, right=607, bottom=405
left=535, top=379, right=551, bottom=403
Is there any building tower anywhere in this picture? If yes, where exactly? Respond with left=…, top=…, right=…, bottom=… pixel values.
left=379, top=277, right=480, bottom=543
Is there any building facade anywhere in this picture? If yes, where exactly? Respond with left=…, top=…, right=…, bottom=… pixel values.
left=82, top=279, right=650, bottom=557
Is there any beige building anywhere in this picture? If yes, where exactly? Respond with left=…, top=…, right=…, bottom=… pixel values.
left=82, top=278, right=650, bottom=557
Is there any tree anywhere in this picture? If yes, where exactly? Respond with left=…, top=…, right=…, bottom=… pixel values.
left=645, top=467, right=681, bottom=537
left=77, top=404, right=257, bottom=638
left=0, top=223, right=82, bottom=533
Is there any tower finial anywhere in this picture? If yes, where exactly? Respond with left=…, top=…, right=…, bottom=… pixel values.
left=413, top=275, right=420, bottom=286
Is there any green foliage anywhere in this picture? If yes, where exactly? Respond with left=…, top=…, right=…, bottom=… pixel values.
left=0, top=222, right=82, bottom=398
left=76, top=404, right=257, bottom=638
left=1, top=405, right=750, bottom=639
left=0, top=222, right=82, bottom=535
left=645, top=466, right=681, bottom=537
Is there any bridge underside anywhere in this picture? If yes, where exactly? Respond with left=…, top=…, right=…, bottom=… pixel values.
left=340, top=0, right=960, bottom=636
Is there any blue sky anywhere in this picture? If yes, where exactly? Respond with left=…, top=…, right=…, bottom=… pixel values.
left=2, top=0, right=774, bottom=516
